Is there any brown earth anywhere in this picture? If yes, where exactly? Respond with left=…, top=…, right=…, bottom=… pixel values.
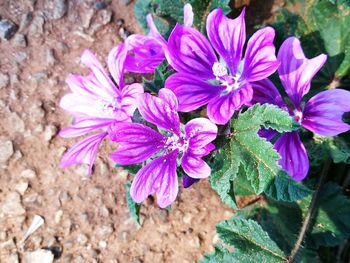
left=0, top=0, right=283, bottom=262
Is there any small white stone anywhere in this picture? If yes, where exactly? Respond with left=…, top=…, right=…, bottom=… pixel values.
left=0, top=139, right=13, bottom=163
left=22, top=249, right=54, bottom=263
left=1, top=192, right=25, bottom=216
left=54, top=210, right=63, bottom=224
left=21, top=169, right=36, bottom=179
left=14, top=181, right=28, bottom=195
left=99, top=240, right=107, bottom=248
left=44, top=124, right=57, bottom=141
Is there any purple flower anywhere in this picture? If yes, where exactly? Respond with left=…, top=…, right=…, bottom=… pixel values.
left=60, top=46, right=144, bottom=175
left=252, top=37, right=350, bottom=181
left=165, top=7, right=279, bottom=125
left=124, top=4, right=194, bottom=73
left=109, top=89, right=217, bottom=208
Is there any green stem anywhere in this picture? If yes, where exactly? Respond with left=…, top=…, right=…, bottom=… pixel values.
left=288, top=158, right=331, bottom=263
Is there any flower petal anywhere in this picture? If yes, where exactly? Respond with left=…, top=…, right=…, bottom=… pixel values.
left=182, top=151, right=211, bottom=179
left=130, top=151, right=179, bottom=208
left=207, top=84, right=253, bottom=125
left=60, top=132, right=107, bottom=175
left=124, top=34, right=165, bottom=74
left=60, top=93, right=103, bottom=117
left=165, top=73, right=222, bottom=112
left=158, top=88, right=178, bottom=111
left=81, top=49, right=118, bottom=96
left=302, top=89, right=350, bottom=136
left=146, top=14, right=166, bottom=44
left=183, top=3, right=194, bottom=27
left=274, top=131, right=309, bottom=181
left=242, top=27, right=279, bottom=82
left=138, top=92, right=180, bottom=134
left=165, top=24, right=217, bottom=79
left=109, top=123, right=165, bottom=165
left=278, top=37, right=327, bottom=107
left=120, top=83, right=144, bottom=116
left=185, top=118, right=218, bottom=149
left=206, top=8, right=246, bottom=75
left=60, top=117, right=114, bottom=138
left=108, top=44, right=127, bottom=88
left=182, top=175, right=199, bottom=188
left=251, top=79, right=286, bottom=108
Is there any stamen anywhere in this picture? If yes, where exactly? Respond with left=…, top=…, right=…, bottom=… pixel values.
left=212, top=62, right=228, bottom=79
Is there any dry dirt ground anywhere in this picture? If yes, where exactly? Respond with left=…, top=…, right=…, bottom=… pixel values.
left=0, top=0, right=283, bottom=262
left=0, top=1, right=234, bottom=262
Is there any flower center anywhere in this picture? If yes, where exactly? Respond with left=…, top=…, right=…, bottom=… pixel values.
left=97, top=98, right=122, bottom=117
left=165, top=133, right=189, bottom=154
left=293, top=109, right=303, bottom=123
left=212, top=62, right=244, bottom=96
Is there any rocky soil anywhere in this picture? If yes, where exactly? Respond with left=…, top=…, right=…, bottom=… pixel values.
left=0, top=0, right=284, bottom=262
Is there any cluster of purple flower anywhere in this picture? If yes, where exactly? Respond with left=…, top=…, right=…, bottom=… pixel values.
left=60, top=4, right=350, bottom=207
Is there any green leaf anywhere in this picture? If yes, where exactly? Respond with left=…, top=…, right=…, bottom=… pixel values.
left=231, top=104, right=297, bottom=194
left=200, top=245, right=260, bottom=263
left=273, top=0, right=350, bottom=87
left=116, top=163, right=142, bottom=175
left=144, top=60, right=174, bottom=93
left=209, top=144, right=239, bottom=209
left=216, top=217, right=287, bottom=262
left=125, top=182, right=141, bottom=224
left=134, top=0, right=230, bottom=37
left=305, top=183, right=350, bottom=248
left=265, top=172, right=313, bottom=202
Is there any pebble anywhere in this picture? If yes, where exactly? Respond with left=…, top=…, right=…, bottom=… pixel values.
left=13, top=34, right=27, bottom=47
left=1, top=192, right=25, bottom=216
left=99, top=9, right=112, bottom=25
left=4, top=253, right=19, bottom=263
left=22, top=249, right=54, bottom=263
left=14, top=181, right=29, bottom=195
left=43, top=49, right=56, bottom=66
left=30, top=235, right=43, bottom=247
left=0, top=238, right=16, bottom=250
left=54, top=210, right=63, bottom=224
left=118, top=27, right=131, bottom=40
left=76, top=234, right=88, bottom=245
left=8, top=112, right=25, bottom=133
left=188, top=236, right=201, bottom=248
left=28, top=15, right=45, bottom=36
left=44, top=124, right=57, bottom=141
left=99, top=240, right=107, bottom=248
left=20, top=12, right=33, bottom=30
left=73, top=255, right=85, bottom=263
left=0, top=19, right=18, bottom=40
left=0, top=139, right=13, bottom=163
left=23, top=192, right=39, bottom=203
left=81, top=8, right=94, bottom=29
left=99, top=205, right=109, bottom=217
left=30, top=72, right=48, bottom=85
left=21, top=169, right=37, bottom=179
left=0, top=73, right=9, bottom=89
left=45, top=0, right=68, bottom=20
left=14, top=51, right=28, bottom=63
left=0, top=231, right=7, bottom=241
left=29, top=102, right=46, bottom=122
left=74, top=164, right=90, bottom=177
left=79, top=212, right=89, bottom=223
left=95, top=1, right=107, bottom=10
left=183, top=213, right=192, bottom=224
left=96, top=224, right=114, bottom=239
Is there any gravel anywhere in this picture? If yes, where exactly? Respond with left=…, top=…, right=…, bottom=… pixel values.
left=0, top=139, right=14, bottom=163
left=0, top=19, right=18, bottom=40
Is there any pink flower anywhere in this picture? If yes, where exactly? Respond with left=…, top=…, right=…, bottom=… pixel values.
left=60, top=46, right=143, bottom=174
